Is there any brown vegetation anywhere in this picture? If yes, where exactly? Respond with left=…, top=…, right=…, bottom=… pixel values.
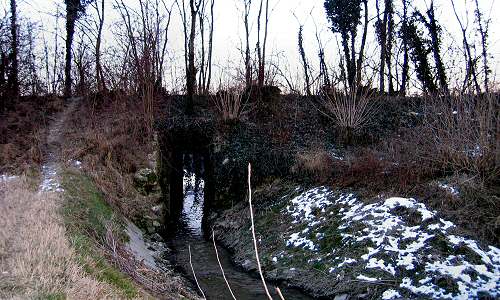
left=0, top=96, right=63, bottom=173
left=0, top=177, right=121, bottom=299
left=61, top=92, right=160, bottom=220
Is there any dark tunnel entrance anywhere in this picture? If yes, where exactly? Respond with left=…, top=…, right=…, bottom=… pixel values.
left=158, top=125, right=215, bottom=236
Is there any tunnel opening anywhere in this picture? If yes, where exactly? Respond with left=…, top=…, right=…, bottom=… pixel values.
left=178, top=153, right=206, bottom=236
left=157, top=124, right=215, bottom=237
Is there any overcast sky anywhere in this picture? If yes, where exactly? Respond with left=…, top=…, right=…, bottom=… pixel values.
left=10, top=0, right=500, bottom=92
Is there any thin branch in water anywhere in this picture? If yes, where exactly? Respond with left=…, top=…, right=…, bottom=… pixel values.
left=212, top=230, right=237, bottom=300
left=276, top=287, right=286, bottom=300
left=188, top=244, right=206, bottom=299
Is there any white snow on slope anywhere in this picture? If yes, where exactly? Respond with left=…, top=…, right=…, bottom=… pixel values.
left=284, top=187, right=500, bottom=299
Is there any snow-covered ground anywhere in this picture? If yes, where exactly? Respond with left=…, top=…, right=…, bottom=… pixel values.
left=0, top=174, right=19, bottom=182
left=283, top=186, right=500, bottom=299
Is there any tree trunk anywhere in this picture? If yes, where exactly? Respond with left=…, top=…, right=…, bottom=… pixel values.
left=244, top=0, right=252, bottom=88
left=206, top=0, right=214, bottom=93
left=298, top=26, right=311, bottom=96
left=8, top=0, right=19, bottom=96
left=355, top=0, right=368, bottom=88
left=256, top=0, right=269, bottom=89
left=341, top=31, right=353, bottom=88
left=186, top=0, right=199, bottom=113
left=385, top=0, right=394, bottom=94
left=95, top=0, right=105, bottom=92
left=425, top=2, right=448, bottom=94
left=450, top=0, right=480, bottom=94
left=473, top=0, right=490, bottom=93
left=400, top=0, right=409, bottom=95
left=376, top=0, right=386, bottom=93
left=64, top=3, right=78, bottom=98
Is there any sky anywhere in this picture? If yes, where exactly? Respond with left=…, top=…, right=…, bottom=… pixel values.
left=9, top=0, right=500, bottom=92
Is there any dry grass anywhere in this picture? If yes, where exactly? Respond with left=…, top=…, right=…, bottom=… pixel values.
left=402, top=93, right=499, bottom=182
left=0, top=96, right=63, bottom=173
left=0, top=177, right=120, bottom=299
left=62, top=93, right=158, bottom=220
left=293, top=147, right=334, bottom=183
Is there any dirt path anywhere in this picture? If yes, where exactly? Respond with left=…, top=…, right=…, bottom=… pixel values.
left=39, top=97, right=82, bottom=192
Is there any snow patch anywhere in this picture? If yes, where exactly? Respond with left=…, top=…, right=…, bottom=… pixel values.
left=0, top=174, right=19, bottom=183
left=283, top=186, right=500, bottom=298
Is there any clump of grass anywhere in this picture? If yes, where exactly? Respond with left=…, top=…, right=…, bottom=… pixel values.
left=212, top=86, right=250, bottom=121
left=293, top=146, right=334, bottom=183
left=319, top=87, right=378, bottom=141
left=0, top=177, right=121, bottom=299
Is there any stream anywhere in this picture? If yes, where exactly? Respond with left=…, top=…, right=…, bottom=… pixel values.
left=168, top=156, right=312, bottom=300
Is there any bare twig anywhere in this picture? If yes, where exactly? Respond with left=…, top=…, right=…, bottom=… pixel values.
left=275, top=287, right=286, bottom=300
left=212, top=230, right=237, bottom=299
left=188, top=244, right=206, bottom=299
left=247, top=163, right=273, bottom=300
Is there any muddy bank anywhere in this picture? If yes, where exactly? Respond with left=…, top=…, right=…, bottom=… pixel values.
left=210, top=180, right=500, bottom=299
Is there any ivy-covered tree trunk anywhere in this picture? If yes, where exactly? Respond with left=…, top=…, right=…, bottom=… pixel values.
left=400, top=0, right=409, bottom=95
left=8, top=0, right=19, bottom=97
left=298, top=26, right=311, bottom=96
left=64, top=1, right=79, bottom=98
left=425, top=2, right=448, bottom=94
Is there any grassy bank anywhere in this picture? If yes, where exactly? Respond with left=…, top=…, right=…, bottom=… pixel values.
left=61, top=170, right=140, bottom=299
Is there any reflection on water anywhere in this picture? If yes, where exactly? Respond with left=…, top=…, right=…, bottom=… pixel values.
left=170, top=154, right=312, bottom=300
left=181, top=169, right=205, bottom=236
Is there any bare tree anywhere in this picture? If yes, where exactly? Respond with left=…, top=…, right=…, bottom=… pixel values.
left=416, top=1, right=448, bottom=94
left=297, top=25, right=311, bottom=96
left=243, top=0, right=252, bottom=89
left=400, top=0, right=409, bottom=95
left=198, top=0, right=215, bottom=94
left=256, top=0, right=269, bottom=89
left=376, top=0, right=394, bottom=93
left=355, top=0, right=368, bottom=87
left=450, top=0, right=480, bottom=94
left=473, top=0, right=490, bottom=93
left=115, top=0, right=173, bottom=129
left=64, top=0, right=90, bottom=97
left=94, top=0, right=105, bottom=91
left=311, top=16, right=330, bottom=89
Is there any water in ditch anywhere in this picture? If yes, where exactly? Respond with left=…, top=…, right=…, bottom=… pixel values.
left=168, top=155, right=312, bottom=300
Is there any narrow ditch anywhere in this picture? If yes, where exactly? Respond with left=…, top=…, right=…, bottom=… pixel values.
left=166, top=154, right=312, bottom=300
